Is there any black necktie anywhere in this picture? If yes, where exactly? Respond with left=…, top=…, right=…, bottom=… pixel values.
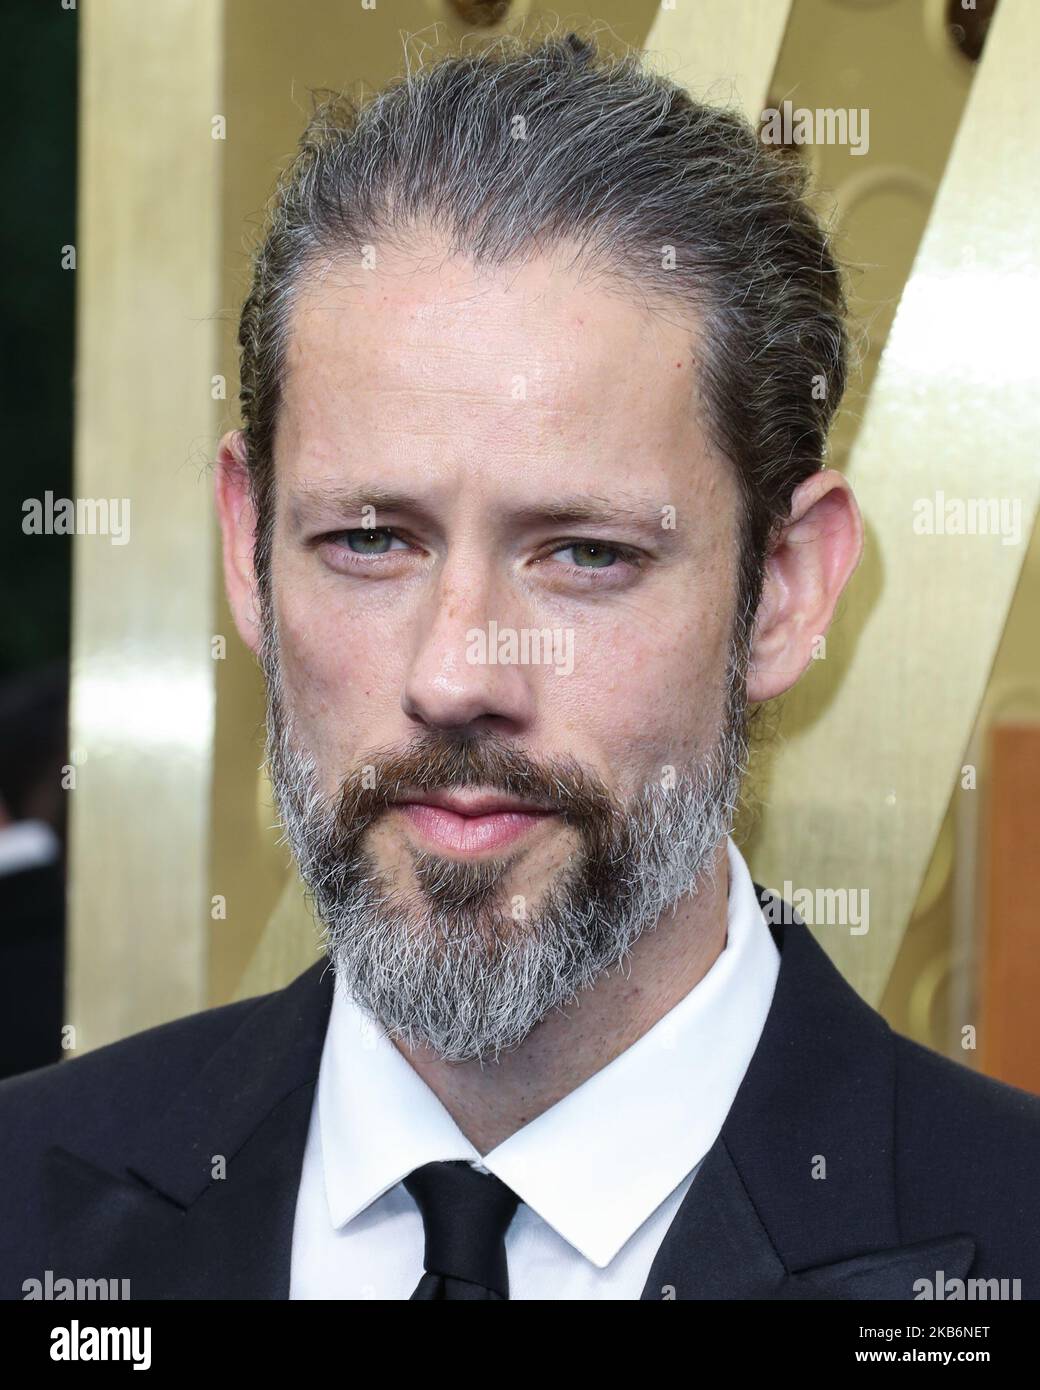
left=404, top=1159, right=521, bottom=1300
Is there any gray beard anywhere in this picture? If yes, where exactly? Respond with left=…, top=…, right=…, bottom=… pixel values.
left=260, top=620, right=750, bottom=1064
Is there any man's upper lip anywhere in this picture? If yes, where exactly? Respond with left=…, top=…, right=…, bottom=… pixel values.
left=393, top=790, right=553, bottom=818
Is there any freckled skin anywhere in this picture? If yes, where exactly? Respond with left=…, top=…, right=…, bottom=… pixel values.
left=216, top=239, right=864, bottom=1146
left=272, top=246, right=739, bottom=844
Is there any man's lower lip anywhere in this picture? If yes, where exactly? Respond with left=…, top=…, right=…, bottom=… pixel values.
left=395, top=803, right=553, bottom=853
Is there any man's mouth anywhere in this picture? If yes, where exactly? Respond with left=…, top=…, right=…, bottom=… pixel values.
left=389, top=789, right=557, bottom=855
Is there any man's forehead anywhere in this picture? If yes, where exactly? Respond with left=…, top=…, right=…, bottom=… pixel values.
left=281, top=247, right=697, bottom=412
left=271, top=246, right=724, bottom=516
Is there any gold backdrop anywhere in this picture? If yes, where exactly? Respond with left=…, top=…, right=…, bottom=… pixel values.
left=67, top=0, right=1040, bottom=1083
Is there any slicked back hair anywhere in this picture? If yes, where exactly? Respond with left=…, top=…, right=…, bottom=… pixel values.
left=236, top=31, right=849, bottom=655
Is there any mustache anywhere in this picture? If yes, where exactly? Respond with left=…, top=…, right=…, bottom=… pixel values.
left=328, top=728, right=624, bottom=841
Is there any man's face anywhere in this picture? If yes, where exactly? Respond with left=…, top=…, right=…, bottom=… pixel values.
left=242, top=244, right=749, bottom=1060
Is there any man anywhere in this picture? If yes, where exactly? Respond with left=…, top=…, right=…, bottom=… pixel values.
left=2, top=33, right=1038, bottom=1302
left=0, top=663, right=68, bottom=1081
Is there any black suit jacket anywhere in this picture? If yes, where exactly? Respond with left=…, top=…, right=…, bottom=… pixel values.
left=2, top=887, right=1038, bottom=1301
left=0, top=859, right=65, bottom=1081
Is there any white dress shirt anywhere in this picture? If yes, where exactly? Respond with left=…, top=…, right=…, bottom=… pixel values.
left=289, top=834, right=780, bottom=1300
left=0, top=819, right=60, bottom=880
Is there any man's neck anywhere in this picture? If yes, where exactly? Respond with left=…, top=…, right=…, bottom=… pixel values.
left=395, top=839, right=731, bottom=1154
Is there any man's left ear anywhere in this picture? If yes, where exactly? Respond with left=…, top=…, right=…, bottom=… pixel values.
left=214, top=428, right=263, bottom=656
left=746, top=468, right=865, bottom=703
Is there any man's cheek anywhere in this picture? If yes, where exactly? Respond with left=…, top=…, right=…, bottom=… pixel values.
left=277, top=604, right=356, bottom=694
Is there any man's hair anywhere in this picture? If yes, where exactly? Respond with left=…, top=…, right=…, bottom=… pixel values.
left=236, top=30, right=848, bottom=648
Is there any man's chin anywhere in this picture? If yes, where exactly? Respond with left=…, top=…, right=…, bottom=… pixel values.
left=321, top=904, right=568, bottom=1064
left=373, top=881, right=549, bottom=949
left=360, top=833, right=555, bottom=922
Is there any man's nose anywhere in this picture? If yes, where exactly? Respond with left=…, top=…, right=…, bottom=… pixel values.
left=400, top=559, right=535, bottom=733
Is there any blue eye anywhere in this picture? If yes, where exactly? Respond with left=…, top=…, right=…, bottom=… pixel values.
left=554, top=542, right=619, bottom=569
left=337, top=527, right=403, bottom=554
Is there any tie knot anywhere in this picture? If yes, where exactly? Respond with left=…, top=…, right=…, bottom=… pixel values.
left=404, top=1160, right=521, bottom=1299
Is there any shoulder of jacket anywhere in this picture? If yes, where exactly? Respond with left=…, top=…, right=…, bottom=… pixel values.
left=893, top=1031, right=1040, bottom=1126
left=0, top=987, right=274, bottom=1127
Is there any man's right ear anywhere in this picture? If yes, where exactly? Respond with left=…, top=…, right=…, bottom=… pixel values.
left=215, top=429, right=262, bottom=656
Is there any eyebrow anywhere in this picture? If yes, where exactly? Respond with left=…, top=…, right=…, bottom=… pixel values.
left=286, top=484, right=673, bottom=541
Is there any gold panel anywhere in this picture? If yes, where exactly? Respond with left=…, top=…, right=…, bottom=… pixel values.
left=68, top=0, right=224, bottom=1050
left=882, top=504, right=1040, bottom=1060
left=643, top=0, right=792, bottom=115
left=743, top=0, right=1040, bottom=1005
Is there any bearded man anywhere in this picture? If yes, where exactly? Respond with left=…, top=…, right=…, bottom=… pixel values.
left=2, top=33, right=1037, bottom=1303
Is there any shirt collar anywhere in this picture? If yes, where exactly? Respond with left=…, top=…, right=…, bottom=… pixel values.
left=0, top=818, right=61, bottom=879
left=316, top=834, right=780, bottom=1268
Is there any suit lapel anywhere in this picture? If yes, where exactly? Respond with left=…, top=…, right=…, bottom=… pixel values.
left=45, top=957, right=335, bottom=1299
left=640, top=1133, right=975, bottom=1300
left=642, top=887, right=976, bottom=1300
left=641, top=1136, right=787, bottom=1298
